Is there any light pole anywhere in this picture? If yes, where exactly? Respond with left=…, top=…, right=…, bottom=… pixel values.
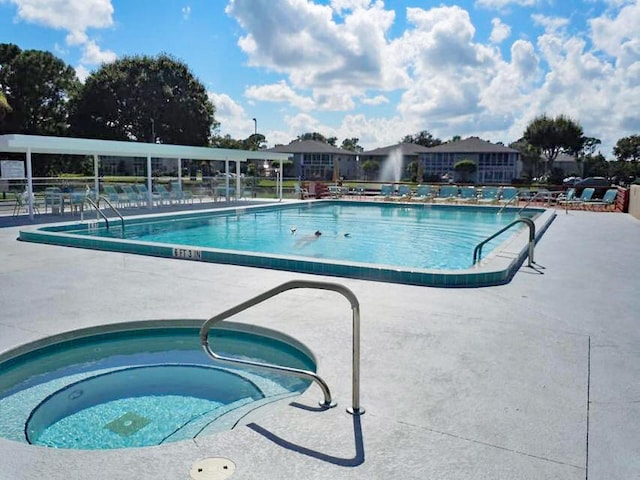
left=252, top=118, right=257, bottom=136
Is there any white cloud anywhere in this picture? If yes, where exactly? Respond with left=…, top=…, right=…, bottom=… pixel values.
left=80, top=40, right=116, bottom=65
left=475, top=0, right=538, bottom=9
left=182, top=5, right=191, bottom=20
left=5, top=0, right=116, bottom=67
left=6, top=0, right=114, bottom=32
left=208, top=91, right=258, bottom=139
left=226, top=0, right=396, bottom=92
left=490, top=17, right=511, bottom=43
left=244, top=81, right=315, bottom=110
left=361, top=95, right=389, bottom=106
left=75, top=64, right=90, bottom=83
left=532, top=14, right=570, bottom=32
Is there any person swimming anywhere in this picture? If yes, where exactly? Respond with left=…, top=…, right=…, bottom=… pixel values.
left=294, top=230, right=322, bottom=247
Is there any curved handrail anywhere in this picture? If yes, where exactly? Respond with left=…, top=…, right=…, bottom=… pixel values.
left=496, top=193, right=520, bottom=215
left=200, top=279, right=365, bottom=415
left=84, top=196, right=111, bottom=230
left=473, top=217, right=536, bottom=267
left=97, top=196, right=125, bottom=231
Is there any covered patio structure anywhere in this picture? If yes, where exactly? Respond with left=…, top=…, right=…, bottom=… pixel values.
left=0, top=134, right=292, bottom=219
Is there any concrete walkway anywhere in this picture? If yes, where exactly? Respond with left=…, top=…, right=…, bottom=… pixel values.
left=0, top=205, right=638, bottom=479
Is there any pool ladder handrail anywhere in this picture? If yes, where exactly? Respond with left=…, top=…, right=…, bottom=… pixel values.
left=473, top=217, right=536, bottom=267
left=517, top=190, right=551, bottom=214
left=200, top=279, right=365, bottom=416
left=496, top=193, right=520, bottom=215
left=84, top=196, right=125, bottom=232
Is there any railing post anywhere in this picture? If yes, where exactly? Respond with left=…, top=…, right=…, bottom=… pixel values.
left=200, top=280, right=364, bottom=416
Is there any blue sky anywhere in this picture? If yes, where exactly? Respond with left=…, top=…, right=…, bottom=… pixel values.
left=1, top=0, right=639, bottom=156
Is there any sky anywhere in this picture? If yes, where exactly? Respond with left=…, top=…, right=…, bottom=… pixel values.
left=1, top=0, right=638, bottom=156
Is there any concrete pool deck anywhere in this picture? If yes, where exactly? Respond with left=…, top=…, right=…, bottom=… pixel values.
left=0, top=203, right=638, bottom=479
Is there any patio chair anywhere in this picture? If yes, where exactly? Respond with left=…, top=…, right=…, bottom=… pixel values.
left=44, top=187, right=63, bottom=214
left=457, top=186, right=478, bottom=203
left=477, top=186, right=499, bottom=204
left=171, top=181, right=193, bottom=204
left=413, top=185, right=434, bottom=201
left=68, top=189, right=87, bottom=215
left=155, top=184, right=173, bottom=205
left=585, top=188, right=618, bottom=210
left=556, top=188, right=577, bottom=206
left=433, top=185, right=459, bottom=202
left=13, top=190, right=41, bottom=216
left=121, top=185, right=144, bottom=207
left=103, top=185, right=127, bottom=207
left=498, top=186, right=519, bottom=205
left=379, top=184, right=395, bottom=199
left=395, top=185, right=412, bottom=200
left=134, top=184, right=161, bottom=206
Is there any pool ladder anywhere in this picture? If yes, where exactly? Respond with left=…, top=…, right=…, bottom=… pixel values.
left=84, top=196, right=125, bottom=232
left=200, top=280, right=365, bottom=416
left=473, top=217, right=536, bottom=267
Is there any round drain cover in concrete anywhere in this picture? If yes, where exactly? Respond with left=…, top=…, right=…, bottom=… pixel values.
left=190, top=457, right=236, bottom=480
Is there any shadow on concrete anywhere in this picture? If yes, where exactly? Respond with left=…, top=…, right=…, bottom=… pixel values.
left=247, top=413, right=365, bottom=467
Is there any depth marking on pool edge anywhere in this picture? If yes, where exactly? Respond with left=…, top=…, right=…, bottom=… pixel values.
left=173, top=247, right=203, bottom=260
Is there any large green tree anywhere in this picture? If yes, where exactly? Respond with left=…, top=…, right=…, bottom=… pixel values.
left=340, top=137, right=363, bottom=152
left=0, top=43, right=79, bottom=135
left=510, top=138, right=542, bottom=180
left=613, top=135, right=640, bottom=162
left=523, top=114, right=585, bottom=173
left=401, top=130, right=442, bottom=148
left=70, top=54, right=216, bottom=145
left=297, top=132, right=337, bottom=145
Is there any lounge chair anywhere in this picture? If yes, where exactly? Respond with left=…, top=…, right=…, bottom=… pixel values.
left=585, top=188, right=618, bottom=210
left=155, top=184, right=173, bottom=205
left=433, top=185, right=459, bottom=202
left=457, top=186, right=478, bottom=203
left=134, top=184, right=162, bottom=206
left=121, top=185, right=144, bottom=207
left=414, top=185, right=433, bottom=201
left=379, top=184, right=395, bottom=199
left=103, top=185, right=127, bottom=207
left=171, top=181, right=193, bottom=204
left=556, top=188, right=576, bottom=205
left=395, top=184, right=412, bottom=200
left=498, top=187, right=519, bottom=205
left=478, top=186, right=499, bottom=204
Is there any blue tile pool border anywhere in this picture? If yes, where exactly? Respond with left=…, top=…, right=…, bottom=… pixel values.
left=18, top=201, right=556, bottom=288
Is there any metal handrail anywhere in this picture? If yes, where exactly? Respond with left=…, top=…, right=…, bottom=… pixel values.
left=98, top=196, right=125, bottom=231
left=473, top=217, right=536, bottom=267
left=200, top=279, right=365, bottom=415
left=496, top=193, right=520, bottom=215
left=517, top=190, right=551, bottom=214
left=84, top=196, right=111, bottom=229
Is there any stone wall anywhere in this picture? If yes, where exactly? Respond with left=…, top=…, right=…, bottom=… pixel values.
left=629, top=185, right=640, bottom=220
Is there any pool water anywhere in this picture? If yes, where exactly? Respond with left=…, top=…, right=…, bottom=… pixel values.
left=0, top=324, right=315, bottom=449
left=72, top=202, right=532, bottom=270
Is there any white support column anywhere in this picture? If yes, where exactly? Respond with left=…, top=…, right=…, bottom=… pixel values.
left=26, top=148, right=34, bottom=219
left=224, top=159, right=230, bottom=201
left=235, top=160, right=241, bottom=199
left=147, top=154, right=153, bottom=208
left=278, top=159, right=283, bottom=201
left=93, top=154, right=99, bottom=199
left=178, top=158, right=182, bottom=185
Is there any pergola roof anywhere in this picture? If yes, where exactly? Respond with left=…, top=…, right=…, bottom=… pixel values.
left=0, top=134, right=291, bottom=162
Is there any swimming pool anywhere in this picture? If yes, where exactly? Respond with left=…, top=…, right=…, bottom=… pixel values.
left=0, top=320, right=315, bottom=449
left=19, top=201, right=556, bottom=287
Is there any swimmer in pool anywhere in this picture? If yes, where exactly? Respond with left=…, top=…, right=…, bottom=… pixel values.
left=295, top=230, right=322, bottom=247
